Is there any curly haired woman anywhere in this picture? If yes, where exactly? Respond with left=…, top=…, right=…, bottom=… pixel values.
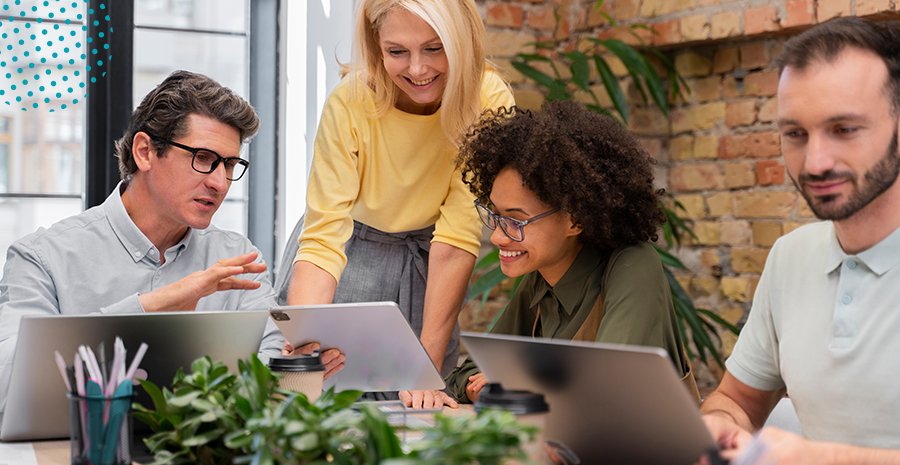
left=447, top=100, right=698, bottom=404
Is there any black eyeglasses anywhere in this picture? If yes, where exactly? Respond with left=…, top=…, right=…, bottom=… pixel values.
left=150, top=136, right=250, bottom=181
left=474, top=200, right=560, bottom=242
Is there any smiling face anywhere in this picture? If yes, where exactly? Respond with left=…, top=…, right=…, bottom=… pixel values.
left=144, top=113, right=241, bottom=233
left=778, top=47, right=900, bottom=221
left=378, top=8, right=449, bottom=115
left=488, top=168, right=583, bottom=287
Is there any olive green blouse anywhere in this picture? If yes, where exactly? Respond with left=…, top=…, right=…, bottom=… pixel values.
left=446, top=241, right=688, bottom=402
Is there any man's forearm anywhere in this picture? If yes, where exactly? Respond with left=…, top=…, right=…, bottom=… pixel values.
left=701, top=390, right=759, bottom=432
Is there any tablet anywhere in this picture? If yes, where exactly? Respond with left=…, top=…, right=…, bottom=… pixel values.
left=269, top=302, right=444, bottom=392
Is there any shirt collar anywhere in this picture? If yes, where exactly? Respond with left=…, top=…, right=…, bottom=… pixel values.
left=825, top=221, right=900, bottom=276
left=105, top=182, right=192, bottom=264
left=528, top=243, right=605, bottom=315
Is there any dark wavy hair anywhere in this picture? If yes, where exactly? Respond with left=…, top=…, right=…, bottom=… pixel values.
left=114, top=70, right=260, bottom=183
left=457, top=100, right=665, bottom=249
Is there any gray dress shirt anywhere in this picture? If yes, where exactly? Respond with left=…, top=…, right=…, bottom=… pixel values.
left=0, top=183, right=284, bottom=413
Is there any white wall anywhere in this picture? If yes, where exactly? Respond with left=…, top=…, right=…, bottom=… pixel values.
left=278, top=0, right=355, bottom=273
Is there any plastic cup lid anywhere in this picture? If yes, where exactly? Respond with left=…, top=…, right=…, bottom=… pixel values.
left=474, top=383, right=549, bottom=415
left=267, top=354, right=326, bottom=372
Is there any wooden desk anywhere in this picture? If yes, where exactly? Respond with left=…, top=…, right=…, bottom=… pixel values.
left=30, top=404, right=476, bottom=465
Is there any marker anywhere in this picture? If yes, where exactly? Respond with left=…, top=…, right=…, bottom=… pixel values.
left=74, top=352, right=85, bottom=396
left=54, top=350, right=72, bottom=393
left=124, top=342, right=148, bottom=381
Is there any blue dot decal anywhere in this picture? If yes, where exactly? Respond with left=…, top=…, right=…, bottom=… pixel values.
left=0, top=1, right=110, bottom=111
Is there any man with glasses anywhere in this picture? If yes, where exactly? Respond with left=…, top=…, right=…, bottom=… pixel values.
left=0, top=71, right=342, bottom=413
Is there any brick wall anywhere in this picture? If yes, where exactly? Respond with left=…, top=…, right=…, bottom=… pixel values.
left=465, top=0, right=899, bottom=384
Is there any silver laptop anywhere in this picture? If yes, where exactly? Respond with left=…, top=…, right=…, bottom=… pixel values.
left=269, top=302, right=444, bottom=392
left=1, top=310, right=270, bottom=441
left=460, top=332, right=717, bottom=465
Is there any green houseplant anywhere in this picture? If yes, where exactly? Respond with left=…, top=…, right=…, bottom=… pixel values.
left=470, top=0, right=739, bottom=368
left=133, top=355, right=536, bottom=465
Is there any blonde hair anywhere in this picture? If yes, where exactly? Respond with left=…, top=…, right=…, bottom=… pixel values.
left=347, top=0, right=487, bottom=145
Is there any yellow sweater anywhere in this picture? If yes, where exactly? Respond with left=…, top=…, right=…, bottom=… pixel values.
left=296, top=71, right=515, bottom=281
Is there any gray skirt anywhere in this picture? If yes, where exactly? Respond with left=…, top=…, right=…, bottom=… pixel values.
left=276, top=218, right=462, bottom=397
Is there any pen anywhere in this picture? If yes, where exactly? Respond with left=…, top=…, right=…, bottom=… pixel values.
left=124, top=342, right=148, bottom=381
left=74, top=352, right=85, bottom=396
left=54, top=350, right=72, bottom=393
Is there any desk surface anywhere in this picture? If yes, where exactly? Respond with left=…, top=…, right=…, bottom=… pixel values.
left=28, top=404, right=475, bottom=465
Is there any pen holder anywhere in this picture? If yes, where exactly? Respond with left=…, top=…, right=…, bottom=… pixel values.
left=68, top=393, right=134, bottom=465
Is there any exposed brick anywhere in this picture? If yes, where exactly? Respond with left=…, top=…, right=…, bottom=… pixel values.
left=721, top=303, right=745, bottom=325
left=486, top=3, right=525, bottom=28
left=721, top=220, right=752, bottom=245
left=614, top=0, right=641, bottom=20
left=756, top=160, right=786, bottom=186
left=750, top=276, right=761, bottom=300
left=575, top=84, right=614, bottom=108
left=676, top=193, right=706, bottom=218
left=723, top=75, right=741, bottom=99
left=583, top=0, right=612, bottom=28
left=784, top=0, right=816, bottom=28
left=798, top=197, right=817, bottom=218
left=669, top=136, right=695, bottom=161
left=744, top=70, right=779, bottom=97
left=681, top=14, right=710, bottom=42
left=721, top=277, right=749, bottom=302
left=597, top=26, right=654, bottom=46
left=752, top=221, right=783, bottom=246
left=726, top=100, right=758, bottom=127
left=675, top=52, right=713, bottom=77
left=744, top=5, right=782, bottom=36
left=672, top=103, right=726, bottom=133
left=699, top=0, right=719, bottom=6
left=641, top=0, right=677, bottom=17
left=677, top=0, right=697, bottom=11
left=711, top=12, right=741, bottom=40
left=784, top=221, right=817, bottom=235
left=725, top=163, right=756, bottom=189
left=707, top=192, right=733, bottom=217
left=629, top=108, right=670, bottom=135
left=693, top=221, right=721, bottom=245
left=491, top=58, right=525, bottom=85
left=713, top=47, right=740, bottom=74
left=817, top=0, right=851, bottom=21
left=641, top=138, right=664, bottom=160
left=695, top=135, right=719, bottom=159
left=758, top=98, right=778, bottom=123
left=670, top=164, right=726, bottom=191
left=740, top=42, right=771, bottom=70
left=735, top=192, right=796, bottom=218
left=697, top=77, right=721, bottom=102
left=486, top=31, right=536, bottom=57
left=857, top=0, right=892, bottom=16
left=691, top=276, right=720, bottom=298
left=512, top=89, right=546, bottom=110
left=527, top=6, right=557, bottom=30
left=731, top=248, right=770, bottom=274
left=720, top=132, right=781, bottom=159
left=675, top=275, right=692, bottom=294
left=701, top=249, right=721, bottom=273
left=653, top=19, right=682, bottom=46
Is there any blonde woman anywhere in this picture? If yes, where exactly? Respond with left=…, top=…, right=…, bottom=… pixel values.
left=277, top=0, right=514, bottom=409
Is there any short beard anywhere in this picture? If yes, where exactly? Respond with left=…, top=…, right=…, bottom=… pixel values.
left=792, top=127, right=900, bottom=221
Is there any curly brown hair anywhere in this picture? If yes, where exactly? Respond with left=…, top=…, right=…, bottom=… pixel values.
left=457, top=100, right=665, bottom=249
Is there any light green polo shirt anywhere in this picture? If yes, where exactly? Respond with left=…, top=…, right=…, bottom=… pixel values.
left=727, top=221, right=900, bottom=448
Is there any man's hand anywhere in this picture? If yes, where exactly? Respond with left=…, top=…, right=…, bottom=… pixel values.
left=702, top=413, right=754, bottom=460
left=399, top=390, right=458, bottom=410
left=282, top=340, right=345, bottom=381
left=734, top=427, right=822, bottom=465
left=465, top=373, right=489, bottom=403
left=140, top=252, right=266, bottom=312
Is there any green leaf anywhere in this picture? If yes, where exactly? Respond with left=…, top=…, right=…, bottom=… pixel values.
left=137, top=379, right=170, bottom=417
left=470, top=265, right=508, bottom=299
left=332, top=389, right=364, bottom=409
left=697, top=308, right=740, bottom=335
left=510, top=61, right=556, bottom=88
left=180, top=428, right=226, bottom=447
left=515, top=53, right=551, bottom=62
left=563, top=51, right=591, bottom=91
left=168, top=390, right=202, bottom=408
left=474, top=249, right=500, bottom=271
left=593, top=56, right=629, bottom=124
left=653, top=244, right=687, bottom=270
left=291, top=432, right=320, bottom=451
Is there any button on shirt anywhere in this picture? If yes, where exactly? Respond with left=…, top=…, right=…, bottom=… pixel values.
left=727, top=221, right=900, bottom=448
left=0, top=184, right=284, bottom=413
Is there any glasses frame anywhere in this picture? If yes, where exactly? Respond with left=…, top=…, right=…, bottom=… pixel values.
left=149, top=135, right=250, bottom=181
left=474, top=200, right=560, bottom=242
